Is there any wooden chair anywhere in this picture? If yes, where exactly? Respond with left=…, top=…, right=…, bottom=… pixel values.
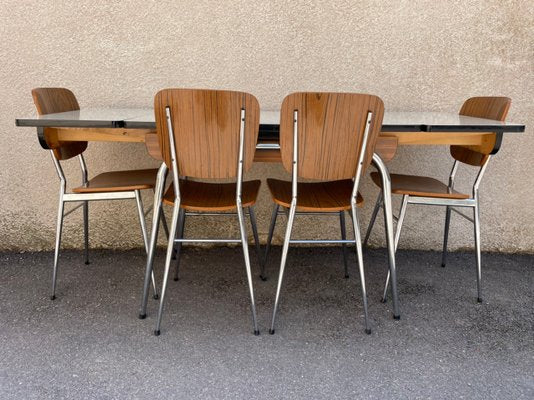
left=32, top=88, right=169, bottom=301
left=364, top=97, right=511, bottom=303
left=139, top=89, right=262, bottom=336
left=266, top=92, right=385, bottom=335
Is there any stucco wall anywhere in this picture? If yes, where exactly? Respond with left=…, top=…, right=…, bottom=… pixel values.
left=0, top=0, right=532, bottom=252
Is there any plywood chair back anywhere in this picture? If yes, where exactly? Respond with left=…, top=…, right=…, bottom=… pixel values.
left=31, top=87, right=88, bottom=160
left=154, top=89, right=260, bottom=179
left=279, top=92, right=384, bottom=180
left=451, top=96, right=511, bottom=166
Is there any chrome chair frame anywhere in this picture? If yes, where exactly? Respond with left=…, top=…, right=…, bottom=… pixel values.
left=140, top=108, right=259, bottom=336
left=171, top=207, right=263, bottom=282
left=269, top=110, right=373, bottom=335
left=364, top=157, right=492, bottom=303
left=49, top=152, right=164, bottom=301
left=264, top=207, right=350, bottom=279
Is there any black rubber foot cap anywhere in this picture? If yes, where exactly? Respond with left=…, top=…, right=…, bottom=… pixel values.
left=269, top=329, right=275, bottom=335
left=393, top=314, right=401, bottom=320
left=380, top=298, right=387, bottom=303
left=138, top=313, right=146, bottom=320
left=85, top=261, right=90, bottom=265
left=153, top=294, right=159, bottom=300
left=172, top=255, right=176, bottom=260
left=441, top=263, right=446, bottom=268
left=260, top=275, right=267, bottom=282
left=254, top=330, right=260, bottom=336
left=344, top=274, right=349, bottom=279
left=477, top=297, right=483, bottom=303
left=50, top=295, right=56, bottom=301
left=365, top=328, right=372, bottom=335
left=154, top=330, right=160, bottom=336
left=173, top=277, right=179, bottom=282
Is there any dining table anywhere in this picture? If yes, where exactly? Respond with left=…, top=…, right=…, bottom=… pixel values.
left=16, top=108, right=526, bottom=320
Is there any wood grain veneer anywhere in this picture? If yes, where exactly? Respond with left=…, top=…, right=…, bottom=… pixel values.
left=154, top=89, right=260, bottom=179
left=32, top=88, right=88, bottom=160
left=267, top=178, right=364, bottom=211
left=279, top=92, right=384, bottom=180
left=163, top=179, right=261, bottom=211
left=451, top=96, right=511, bottom=166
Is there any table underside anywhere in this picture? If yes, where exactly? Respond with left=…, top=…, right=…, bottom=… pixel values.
left=41, top=127, right=499, bottom=163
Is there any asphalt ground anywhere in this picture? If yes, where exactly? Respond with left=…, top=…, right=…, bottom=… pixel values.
left=0, top=247, right=532, bottom=399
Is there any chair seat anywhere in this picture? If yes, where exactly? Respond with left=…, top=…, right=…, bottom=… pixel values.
left=163, top=179, right=261, bottom=211
left=72, top=169, right=158, bottom=193
left=266, top=178, right=364, bottom=212
left=370, top=172, right=470, bottom=199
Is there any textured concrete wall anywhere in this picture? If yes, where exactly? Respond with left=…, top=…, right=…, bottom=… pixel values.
left=0, top=0, right=532, bottom=252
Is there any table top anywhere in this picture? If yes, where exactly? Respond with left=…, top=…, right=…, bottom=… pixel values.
left=16, top=108, right=525, bottom=133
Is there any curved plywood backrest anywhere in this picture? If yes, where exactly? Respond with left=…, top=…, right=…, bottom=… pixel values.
left=154, top=89, right=260, bottom=179
left=32, top=87, right=80, bottom=115
left=31, top=87, right=87, bottom=160
left=451, top=96, right=511, bottom=166
left=279, top=92, right=384, bottom=180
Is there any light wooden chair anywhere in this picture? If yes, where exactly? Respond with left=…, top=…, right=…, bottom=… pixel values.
left=266, top=92, right=385, bottom=335
left=364, top=97, right=511, bottom=303
left=139, top=89, right=262, bottom=336
left=32, top=88, right=170, bottom=301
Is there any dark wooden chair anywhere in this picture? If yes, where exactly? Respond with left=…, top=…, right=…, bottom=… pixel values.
left=140, top=89, right=262, bottom=336
left=364, top=97, right=511, bottom=303
left=32, top=88, right=169, bottom=301
left=266, top=92, right=385, bottom=335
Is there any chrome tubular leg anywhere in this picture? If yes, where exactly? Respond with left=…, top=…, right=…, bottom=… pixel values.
left=160, top=207, right=177, bottom=260
left=351, top=205, right=371, bottom=334
left=238, top=204, right=260, bottom=335
left=373, top=154, right=400, bottom=319
left=51, top=199, right=65, bottom=300
left=474, top=202, right=482, bottom=303
left=154, top=202, right=181, bottom=336
left=269, top=202, right=296, bottom=334
left=382, top=195, right=408, bottom=303
left=248, top=206, right=264, bottom=280
left=135, top=190, right=158, bottom=300
left=263, top=204, right=280, bottom=281
left=172, top=208, right=186, bottom=281
left=441, top=206, right=452, bottom=268
left=83, top=201, right=89, bottom=265
left=139, top=164, right=167, bottom=319
left=363, top=192, right=382, bottom=247
left=340, top=211, right=349, bottom=278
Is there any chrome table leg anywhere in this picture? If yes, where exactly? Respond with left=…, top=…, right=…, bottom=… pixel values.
left=363, top=192, right=382, bottom=247
left=372, top=154, right=400, bottom=319
left=382, top=194, right=408, bottom=303
left=135, top=190, right=158, bottom=300
left=139, top=163, right=168, bottom=319
left=351, top=206, right=371, bottom=334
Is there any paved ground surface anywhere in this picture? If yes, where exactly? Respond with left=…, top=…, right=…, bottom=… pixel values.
left=0, top=247, right=532, bottom=399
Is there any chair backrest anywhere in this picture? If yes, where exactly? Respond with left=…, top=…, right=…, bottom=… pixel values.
left=451, top=96, right=511, bottom=166
left=154, top=89, right=260, bottom=179
left=279, top=92, right=384, bottom=181
left=31, top=87, right=88, bottom=160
